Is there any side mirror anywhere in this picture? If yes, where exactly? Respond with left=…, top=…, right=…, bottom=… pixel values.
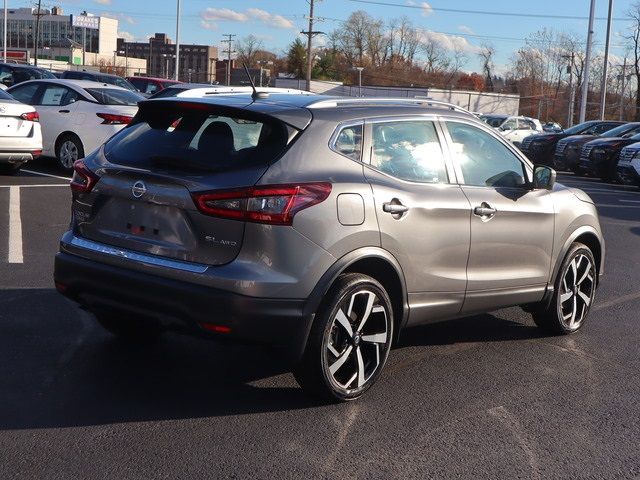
left=533, top=165, right=556, bottom=190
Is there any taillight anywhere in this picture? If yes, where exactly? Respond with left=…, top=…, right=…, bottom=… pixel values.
left=193, top=183, right=332, bottom=225
left=70, top=160, right=100, bottom=193
left=20, top=111, right=39, bottom=122
left=96, top=113, right=133, bottom=125
left=31, top=149, right=42, bottom=158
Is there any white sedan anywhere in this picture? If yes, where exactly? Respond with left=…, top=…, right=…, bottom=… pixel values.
left=7, top=79, right=143, bottom=170
left=0, top=88, right=43, bottom=175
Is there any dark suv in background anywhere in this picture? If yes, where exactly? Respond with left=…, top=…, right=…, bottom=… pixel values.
left=0, top=63, right=56, bottom=88
left=61, top=70, right=138, bottom=92
left=54, top=94, right=604, bottom=401
left=579, top=130, right=640, bottom=181
left=521, top=120, right=624, bottom=166
left=554, top=122, right=640, bottom=173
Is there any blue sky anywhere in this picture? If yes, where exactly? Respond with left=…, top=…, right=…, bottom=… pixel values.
left=36, top=0, right=640, bottom=72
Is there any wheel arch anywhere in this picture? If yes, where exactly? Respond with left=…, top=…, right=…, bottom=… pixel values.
left=55, top=131, right=85, bottom=156
left=290, top=247, right=409, bottom=364
left=552, top=226, right=604, bottom=288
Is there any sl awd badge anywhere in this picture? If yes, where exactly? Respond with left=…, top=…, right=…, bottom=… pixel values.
left=132, top=180, right=147, bottom=198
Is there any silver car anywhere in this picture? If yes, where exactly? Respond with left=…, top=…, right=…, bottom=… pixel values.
left=54, top=94, right=604, bottom=401
left=0, top=88, right=43, bottom=174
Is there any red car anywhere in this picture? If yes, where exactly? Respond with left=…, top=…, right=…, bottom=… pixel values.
left=126, top=76, right=182, bottom=96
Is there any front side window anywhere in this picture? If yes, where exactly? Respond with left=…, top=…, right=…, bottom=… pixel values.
left=446, top=121, right=528, bottom=188
left=331, top=124, right=363, bottom=161
left=370, top=120, right=448, bottom=183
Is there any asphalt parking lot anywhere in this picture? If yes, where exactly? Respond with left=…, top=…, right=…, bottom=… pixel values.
left=1, top=159, right=640, bottom=479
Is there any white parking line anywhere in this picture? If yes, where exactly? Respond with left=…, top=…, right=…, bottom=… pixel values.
left=0, top=184, right=68, bottom=188
left=8, top=186, right=23, bottom=264
left=21, top=169, right=71, bottom=181
left=619, top=199, right=640, bottom=203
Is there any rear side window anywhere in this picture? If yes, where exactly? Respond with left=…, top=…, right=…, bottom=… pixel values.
left=370, top=120, right=448, bottom=183
left=104, top=106, right=293, bottom=173
left=331, top=124, right=363, bottom=161
left=8, top=83, right=39, bottom=104
left=86, top=88, right=142, bottom=105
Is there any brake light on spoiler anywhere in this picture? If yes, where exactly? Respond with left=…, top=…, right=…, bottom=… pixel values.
left=193, top=183, right=332, bottom=225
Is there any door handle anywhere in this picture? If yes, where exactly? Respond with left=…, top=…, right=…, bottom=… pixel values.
left=58, top=109, right=70, bottom=113
left=382, top=202, right=409, bottom=215
left=473, top=203, right=497, bottom=217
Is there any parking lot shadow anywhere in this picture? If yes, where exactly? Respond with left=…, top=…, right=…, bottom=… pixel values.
left=0, top=289, right=543, bottom=431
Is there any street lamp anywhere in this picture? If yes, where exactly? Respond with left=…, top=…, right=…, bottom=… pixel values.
left=353, top=66, right=364, bottom=97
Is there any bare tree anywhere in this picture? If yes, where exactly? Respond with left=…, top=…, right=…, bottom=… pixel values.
left=627, top=2, right=640, bottom=120
left=479, top=44, right=496, bottom=91
left=236, top=35, right=264, bottom=68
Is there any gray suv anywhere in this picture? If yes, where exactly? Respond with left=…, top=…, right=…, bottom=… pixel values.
left=54, top=94, right=604, bottom=401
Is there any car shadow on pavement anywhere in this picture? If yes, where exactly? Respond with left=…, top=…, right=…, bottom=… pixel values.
left=0, top=289, right=543, bottom=431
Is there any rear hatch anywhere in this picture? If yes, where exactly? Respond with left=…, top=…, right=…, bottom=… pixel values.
left=74, top=99, right=306, bottom=266
left=0, top=97, right=36, bottom=138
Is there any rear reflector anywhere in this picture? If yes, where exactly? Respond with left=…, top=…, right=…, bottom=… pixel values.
left=200, top=322, right=232, bottom=334
left=20, top=111, right=39, bottom=122
left=96, top=113, right=133, bottom=125
left=192, top=183, right=332, bottom=225
left=54, top=282, right=67, bottom=293
left=70, top=160, right=100, bottom=193
left=31, top=150, right=42, bottom=158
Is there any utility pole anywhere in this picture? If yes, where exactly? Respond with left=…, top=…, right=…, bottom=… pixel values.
left=32, top=0, right=43, bottom=66
left=301, top=0, right=323, bottom=92
left=599, top=0, right=614, bottom=120
left=579, top=0, right=596, bottom=123
left=174, top=0, right=181, bottom=81
left=221, top=34, right=235, bottom=86
left=563, top=52, right=576, bottom=127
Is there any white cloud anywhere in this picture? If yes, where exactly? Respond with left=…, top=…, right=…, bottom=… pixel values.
left=458, top=25, right=474, bottom=35
left=421, top=2, right=433, bottom=17
left=198, top=8, right=295, bottom=30
left=117, top=30, right=135, bottom=42
left=419, top=30, right=481, bottom=53
left=101, top=12, right=136, bottom=25
left=94, top=0, right=111, bottom=5
left=200, top=20, right=218, bottom=31
left=200, top=8, right=248, bottom=22
left=246, top=8, right=295, bottom=29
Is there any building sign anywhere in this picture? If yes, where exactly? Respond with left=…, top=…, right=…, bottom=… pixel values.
left=71, top=15, right=100, bottom=30
left=6, top=50, right=28, bottom=61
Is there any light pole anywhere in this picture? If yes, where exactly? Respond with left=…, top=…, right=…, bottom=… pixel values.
left=599, top=0, right=614, bottom=120
left=353, top=66, right=364, bottom=97
left=174, top=0, right=180, bottom=80
left=579, top=0, right=596, bottom=123
left=3, top=0, right=7, bottom=63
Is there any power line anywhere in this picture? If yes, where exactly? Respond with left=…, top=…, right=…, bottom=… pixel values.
left=346, top=0, right=633, bottom=22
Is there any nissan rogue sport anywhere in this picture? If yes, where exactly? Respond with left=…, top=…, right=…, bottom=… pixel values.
left=54, top=94, right=604, bottom=401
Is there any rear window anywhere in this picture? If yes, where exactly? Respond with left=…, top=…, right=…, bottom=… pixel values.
left=86, top=88, right=143, bottom=105
left=149, top=87, right=184, bottom=99
left=103, top=106, right=293, bottom=173
left=0, top=89, right=14, bottom=100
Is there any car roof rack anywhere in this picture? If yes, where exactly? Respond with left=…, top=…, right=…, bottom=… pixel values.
left=307, top=97, right=474, bottom=116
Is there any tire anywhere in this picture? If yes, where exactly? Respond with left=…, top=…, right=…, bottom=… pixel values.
left=55, top=134, right=84, bottom=171
left=95, top=312, right=163, bottom=342
left=293, top=273, right=394, bottom=402
left=532, top=242, right=597, bottom=335
left=0, top=164, right=20, bottom=175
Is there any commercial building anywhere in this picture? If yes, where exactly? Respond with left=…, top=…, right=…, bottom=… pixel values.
left=0, top=7, right=118, bottom=63
left=117, top=33, right=218, bottom=83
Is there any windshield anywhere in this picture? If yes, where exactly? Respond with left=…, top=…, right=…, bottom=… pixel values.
left=36, top=69, right=56, bottom=79
left=602, top=123, right=640, bottom=138
left=149, top=87, right=186, bottom=99
left=564, top=121, right=599, bottom=135
left=480, top=115, right=507, bottom=128
left=0, top=89, right=14, bottom=100
left=104, top=105, right=292, bottom=173
left=86, top=88, right=143, bottom=105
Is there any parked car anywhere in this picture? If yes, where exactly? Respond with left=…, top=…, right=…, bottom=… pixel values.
left=554, top=122, right=640, bottom=173
left=53, top=95, right=604, bottom=401
left=617, top=143, right=640, bottom=187
left=0, top=63, right=56, bottom=88
left=578, top=131, right=640, bottom=181
left=61, top=70, right=138, bottom=93
left=0, top=88, right=42, bottom=175
left=8, top=79, right=143, bottom=170
left=126, top=76, right=181, bottom=96
left=543, top=122, right=563, bottom=133
left=520, top=120, right=624, bottom=166
left=479, top=114, right=543, bottom=148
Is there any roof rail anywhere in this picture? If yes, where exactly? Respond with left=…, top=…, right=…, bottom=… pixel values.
left=307, top=96, right=474, bottom=116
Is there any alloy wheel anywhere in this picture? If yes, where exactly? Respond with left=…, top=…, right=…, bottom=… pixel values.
left=59, top=140, right=79, bottom=169
left=558, top=253, right=595, bottom=331
left=324, top=289, right=391, bottom=393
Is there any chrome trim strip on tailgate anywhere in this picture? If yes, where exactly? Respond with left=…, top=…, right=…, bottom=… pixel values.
left=68, top=236, right=209, bottom=274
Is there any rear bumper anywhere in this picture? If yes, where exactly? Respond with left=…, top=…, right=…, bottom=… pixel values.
left=0, top=150, right=39, bottom=165
left=54, top=251, right=312, bottom=361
